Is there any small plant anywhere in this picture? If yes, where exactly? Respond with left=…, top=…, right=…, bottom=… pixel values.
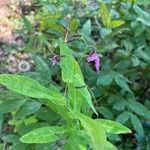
left=0, top=0, right=150, bottom=149
left=0, top=40, right=131, bottom=150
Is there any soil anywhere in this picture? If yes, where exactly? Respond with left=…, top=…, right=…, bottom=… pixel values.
left=0, top=0, right=33, bottom=73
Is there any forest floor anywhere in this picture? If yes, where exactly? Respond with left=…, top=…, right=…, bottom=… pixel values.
left=0, top=0, right=33, bottom=74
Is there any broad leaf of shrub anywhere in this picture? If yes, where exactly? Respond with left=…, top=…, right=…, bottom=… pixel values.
left=127, top=100, right=150, bottom=120
left=130, top=113, right=144, bottom=135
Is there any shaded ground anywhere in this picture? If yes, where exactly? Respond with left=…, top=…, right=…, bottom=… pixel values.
left=0, top=0, right=16, bottom=44
left=0, top=0, right=33, bottom=73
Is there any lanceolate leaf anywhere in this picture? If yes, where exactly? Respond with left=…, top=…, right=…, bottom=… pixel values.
left=0, top=74, right=69, bottom=119
left=20, top=126, right=66, bottom=143
left=98, top=106, right=114, bottom=119
left=100, top=3, right=111, bottom=27
left=116, top=111, right=131, bottom=124
left=0, top=74, right=66, bottom=106
left=127, top=99, right=150, bottom=120
left=59, top=40, right=97, bottom=114
left=133, top=5, right=150, bottom=26
left=114, top=76, right=132, bottom=93
left=96, top=119, right=131, bottom=134
left=97, top=72, right=113, bottom=86
left=130, top=113, right=144, bottom=135
left=0, top=98, right=26, bottom=114
left=105, top=142, right=117, bottom=150
left=77, top=114, right=107, bottom=150
left=14, top=101, right=41, bottom=119
left=81, top=19, right=91, bottom=37
left=73, top=74, right=97, bottom=114
left=59, top=39, right=83, bottom=83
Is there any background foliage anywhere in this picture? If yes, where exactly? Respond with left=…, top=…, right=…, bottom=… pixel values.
left=0, top=0, right=150, bottom=149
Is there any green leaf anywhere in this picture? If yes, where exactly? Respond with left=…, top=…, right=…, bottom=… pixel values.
left=127, top=99, right=150, bottom=120
left=2, top=134, right=19, bottom=143
left=133, top=5, right=150, bottom=26
left=107, top=134, right=121, bottom=142
left=137, top=0, right=150, bottom=5
left=69, top=19, right=80, bottom=32
left=20, top=126, right=66, bottom=143
left=114, top=77, right=132, bottom=93
left=9, top=142, right=27, bottom=150
left=97, top=119, right=131, bottom=134
left=100, top=3, right=111, bottom=27
left=34, top=56, right=51, bottom=77
left=35, top=143, right=54, bottom=150
left=116, top=111, right=130, bottom=124
left=0, top=99, right=26, bottom=114
left=100, top=28, right=112, bottom=38
left=0, top=114, right=3, bottom=132
left=26, top=56, right=52, bottom=86
left=0, top=74, right=69, bottom=120
left=134, top=23, right=145, bottom=36
left=35, top=107, right=60, bottom=124
left=73, top=74, right=97, bottom=114
left=0, top=144, right=3, bottom=150
left=19, top=122, right=48, bottom=135
left=0, top=74, right=66, bottom=107
left=97, top=72, right=113, bottom=86
left=24, top=116, right=38, bottom=125
left=109, top=20, right=125, bottom=28
left=81, top=20, right=91, bottom=37
left=130, top=113, right=144, bottom=135
left=79, top=145, right=86, bottom=150
left=77, top=114, right=107, bottom=150
left=98, top=106, right=114, bottom=119
left=59, top=41, right=78, bottom=83
left=131, top=56, right=140, bottom=67
left=14, top=101, right=41, bottom=119
left=136, top=49, right=150, bottom=62
left=123, top=40, right=133, bottom=52
left=105, top=142, right=117, bottom=150
left=68, top=84, right=82, bottom=112
left=60, top=40, right=97, bottom=114
left=59, top=39, right=83, bottom=83
left=113, top=99, right=126, bottom=111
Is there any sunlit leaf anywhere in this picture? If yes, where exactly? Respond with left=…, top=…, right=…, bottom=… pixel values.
left=78, top=114, right=107, bottom=150
left=0, top=74, right=66, bottom=107
left=100, top=3, right=111, bottom=27
left=97, top=119, right=131, bottom=134
left=109, top=20, right=125, bottom=28
left=20, top=126, right=66, bottom=143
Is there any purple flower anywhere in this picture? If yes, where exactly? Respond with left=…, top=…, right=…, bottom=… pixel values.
left=50, top=55, right=60, bottom=66
left=87, top=52, right=100, bottom=73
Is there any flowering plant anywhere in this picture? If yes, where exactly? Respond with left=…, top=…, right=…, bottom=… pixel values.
left=0, top=0, right=150, bottom=149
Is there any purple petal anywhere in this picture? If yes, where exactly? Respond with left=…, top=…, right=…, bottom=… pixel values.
left=87, top=53, right=98, bottom=62
left=87, top=52, right=101, bottom=73
left=52, top=59, right=58, bottom=66
left=50, top=55, right=60, bottom=66
left=95, top=58, right=100, bottom=73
